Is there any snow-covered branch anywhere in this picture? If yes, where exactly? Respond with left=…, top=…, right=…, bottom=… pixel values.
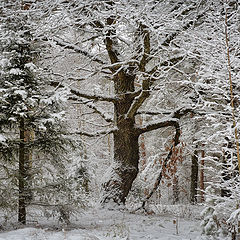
left=138, top=24, right=150, bottom=72
left=137, top=107, right=194, bottom=117
left=72, top=127, right=117, bottom=137
left=136, top=117, right=179, bottom=135
left=51, top=37, right=106, bottom=65
left=126, top=89, right=150, bottom=119
left=162, top=4, right=205, bottom=47
left=70, top=87, right=116, bottom=103
left=84, top=101, right=113, bottom=123
left=50, top=81, right=117, bottom=103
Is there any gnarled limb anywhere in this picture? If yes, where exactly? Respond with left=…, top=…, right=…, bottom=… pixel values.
left=134, top=108, right=193, bottom=211
left=135, top=121, right=181, bottom=212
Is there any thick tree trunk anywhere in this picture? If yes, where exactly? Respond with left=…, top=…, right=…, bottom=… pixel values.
left=101, top=71, right=140, bottom=205
left=102, top=119, right=139, bottom=205
left=190, top=149, right=198, bottom=204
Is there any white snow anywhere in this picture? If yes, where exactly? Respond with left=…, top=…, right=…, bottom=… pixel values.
left=0, top=134, right=6, bottom=143
left=9, top=68, right=22, bottom=75
left=0, top=207, right=203, bottom=240
left=24, top=63, right=37, bottom=72
left=14, top=90, right=27, bottom=100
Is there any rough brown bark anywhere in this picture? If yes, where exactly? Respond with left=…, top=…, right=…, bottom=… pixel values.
left=55, top=2, right=195, bottom=206
left=101, top=71, right=139, bottom=204
left=102, top=122, right=139, bottom=204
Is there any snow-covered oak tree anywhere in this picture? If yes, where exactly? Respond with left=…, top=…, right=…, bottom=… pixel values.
left=41, top=0, right=212, bottom=205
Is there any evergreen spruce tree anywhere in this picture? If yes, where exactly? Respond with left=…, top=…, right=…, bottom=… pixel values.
left=0, top=1, right=84, bottom=225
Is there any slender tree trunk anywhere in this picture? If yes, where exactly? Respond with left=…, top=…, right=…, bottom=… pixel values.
left=190, top=149, right=198, bottom=204
left=173, top=175, right=179, bottom=204
left=24, top=130, right=33, bottom=203
left=139, top=116, right=147, bottom=170
left=18, top=119, right=26, bottom=224
left=199, top=150, right=205, bottom=202
left=18, top=119, right=33, bottom=224
left=221, top=139, right=232, bottom=197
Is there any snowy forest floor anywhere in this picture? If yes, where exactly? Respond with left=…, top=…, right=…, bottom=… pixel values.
left=0, top=205, right=205, bottom=240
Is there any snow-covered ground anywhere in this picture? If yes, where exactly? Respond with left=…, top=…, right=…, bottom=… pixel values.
left=0, top=206, right=203, bottom=240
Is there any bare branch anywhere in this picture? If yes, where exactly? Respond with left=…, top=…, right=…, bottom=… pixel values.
left=72, top=127, right=117, bottom=137
left=126, top=88, right=150, bottom=119
left=127, top=53, right=185, bottom=120
left=162, top=7, right=205, bottom=47
left=51, top=37, right=106, bottom=65
left=136, top=117, right=179, bottom=135
left=137, top=107, right=193, bottom=117
left=70, top=87, right=116, bottom=103
left=140, top=121, right=180, bottom=210
left=136, top=107, right=193, bottom=135
left=50, top=81, right=117, bottom=103
left=105, top=17, right=120, bottom=65
left=85, top=102, right=113, bottom=123
left=147, top=54, right=185, bottom=76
